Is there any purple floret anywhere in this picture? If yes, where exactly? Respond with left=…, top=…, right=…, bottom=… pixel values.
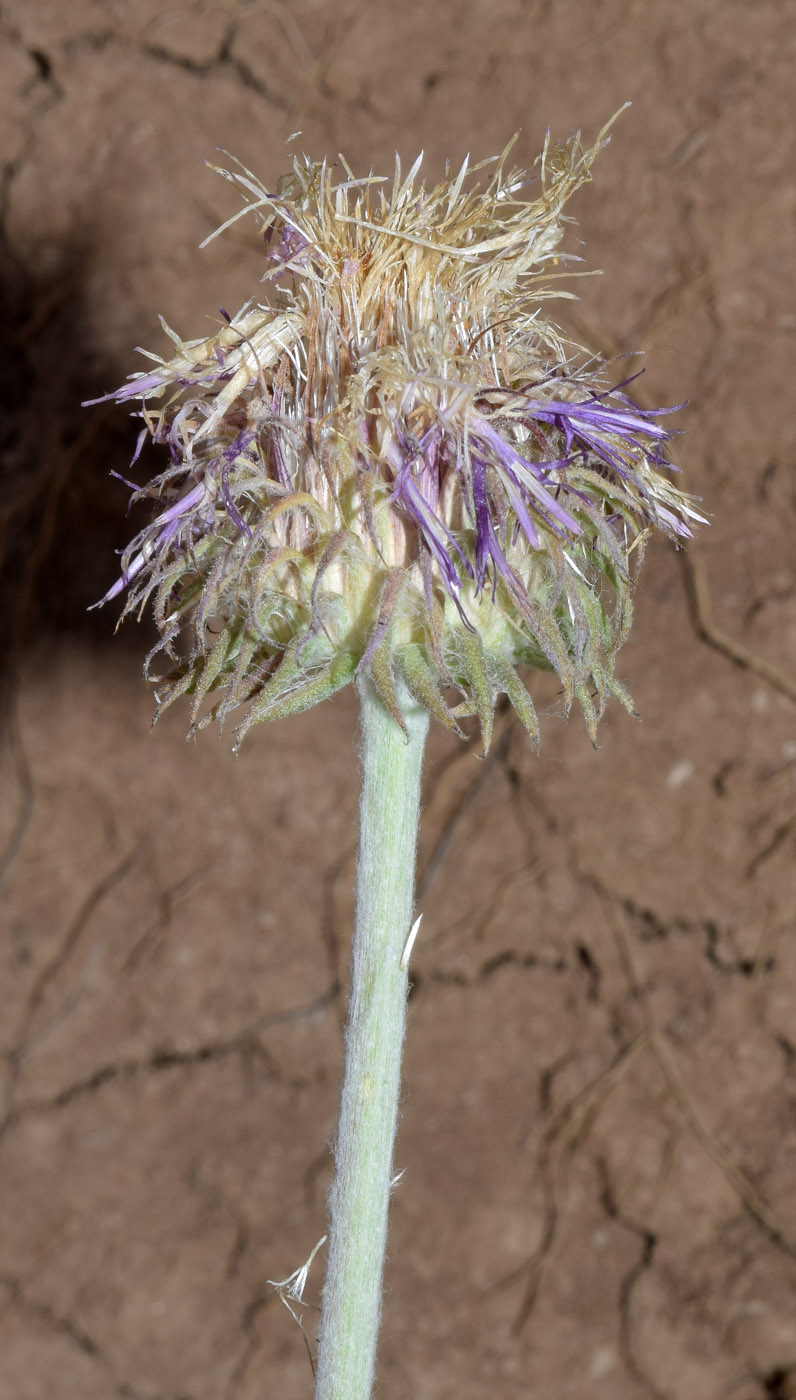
left=382, top=379, right=686, bottom=606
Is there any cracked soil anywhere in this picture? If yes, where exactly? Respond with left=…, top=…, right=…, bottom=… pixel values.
left=1, top=1, right=795, bottom=1397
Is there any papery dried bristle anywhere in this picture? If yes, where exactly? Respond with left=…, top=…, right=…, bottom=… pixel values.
left=91, top=117, right=704, bottom=748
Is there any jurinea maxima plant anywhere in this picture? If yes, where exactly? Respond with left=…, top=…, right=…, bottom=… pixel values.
left=92, top=116, right=702, bottom=1399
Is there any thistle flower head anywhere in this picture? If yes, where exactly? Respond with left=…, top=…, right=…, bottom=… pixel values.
left=93, top=121, right=703, bottom=749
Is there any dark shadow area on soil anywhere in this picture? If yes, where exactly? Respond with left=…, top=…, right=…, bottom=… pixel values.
left=0, top=231, right=160, bottom=663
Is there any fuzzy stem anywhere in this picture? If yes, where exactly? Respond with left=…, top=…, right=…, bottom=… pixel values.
left=314, top=677, right=429, bottom=1400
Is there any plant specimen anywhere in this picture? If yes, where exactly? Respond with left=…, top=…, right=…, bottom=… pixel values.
left=93, top=117, right=701, bottom=1398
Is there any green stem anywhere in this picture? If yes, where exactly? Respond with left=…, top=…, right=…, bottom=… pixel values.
left=314, top=677, right=429, bottom=1400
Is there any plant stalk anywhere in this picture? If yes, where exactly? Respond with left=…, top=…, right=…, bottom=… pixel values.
left=314, top=677, right=429, bottom=1400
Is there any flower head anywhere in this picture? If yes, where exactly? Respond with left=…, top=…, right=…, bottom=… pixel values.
left=92, top=121, right=703, bottom=749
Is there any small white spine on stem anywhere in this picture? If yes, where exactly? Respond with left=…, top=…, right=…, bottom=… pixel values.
left=400, top=913, right=423, bottom=971
left=268, top=1233, right=328, bottom=1329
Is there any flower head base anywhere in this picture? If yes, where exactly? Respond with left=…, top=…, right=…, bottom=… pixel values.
left=93, top=121, right=703, bottom=750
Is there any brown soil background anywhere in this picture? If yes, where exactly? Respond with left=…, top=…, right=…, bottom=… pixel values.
left=1, top=2, right=795, bottom=1397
